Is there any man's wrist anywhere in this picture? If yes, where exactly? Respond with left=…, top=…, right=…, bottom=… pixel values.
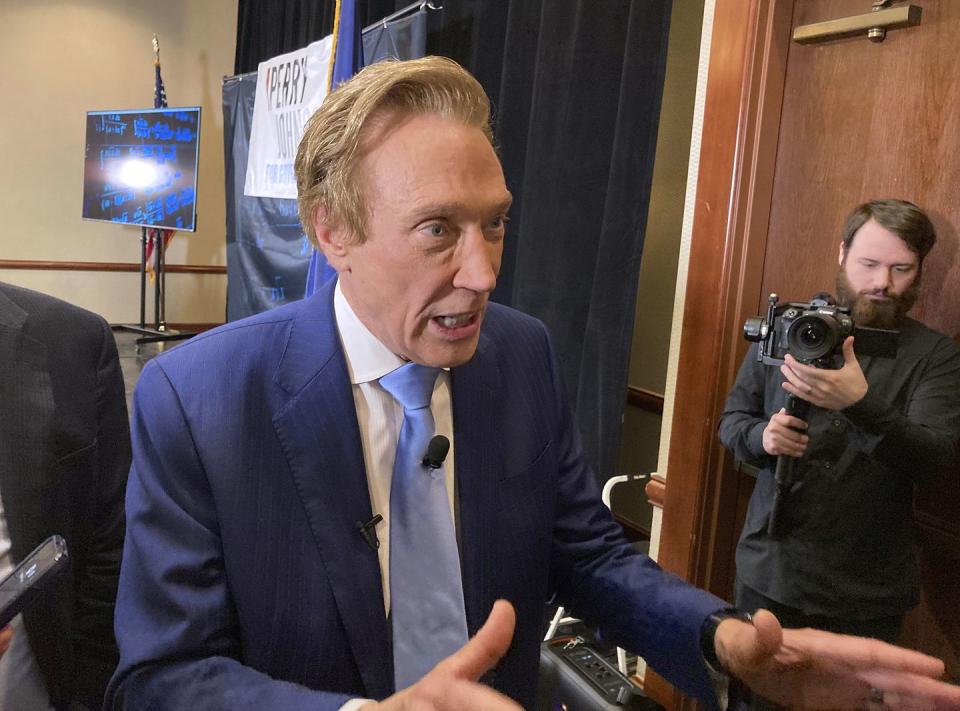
left=701, top=608, right=753, bottom=675
left=701, top=609, right=755, bottom=710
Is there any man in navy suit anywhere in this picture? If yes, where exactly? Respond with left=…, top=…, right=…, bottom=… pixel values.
left=108, top=58, right=960, bottom=710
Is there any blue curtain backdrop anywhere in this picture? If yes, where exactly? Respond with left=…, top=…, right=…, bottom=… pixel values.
left=223, top=8, right=428, bottom=321
left=364, top=10, right=427, bottom=64
left=230, top=0, right=672, bottom=484
left=234, top=0, right=414, bottom=75
left=426, top=1, right=673, bottom=484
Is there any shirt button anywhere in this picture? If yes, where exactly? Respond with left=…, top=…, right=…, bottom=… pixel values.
left=823, top=462, right=832, bottom=469
left=832, top=419, right=843, bottom=429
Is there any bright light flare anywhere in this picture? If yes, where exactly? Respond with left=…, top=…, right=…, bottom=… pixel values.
left=117, top=159, right=158, bottom=188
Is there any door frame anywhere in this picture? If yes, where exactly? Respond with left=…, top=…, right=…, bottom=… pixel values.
left=646, top=0, right=795, bottom=706
left=657, top=0, right=794, bottom=596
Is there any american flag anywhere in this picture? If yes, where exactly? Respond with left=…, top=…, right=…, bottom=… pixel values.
left=154, top=49, right=168, bottom=109
left=146, top=34, right=175, bottom=280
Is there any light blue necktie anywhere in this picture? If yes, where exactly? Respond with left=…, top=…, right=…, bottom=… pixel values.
left=380, top=363, right=468, bottom=690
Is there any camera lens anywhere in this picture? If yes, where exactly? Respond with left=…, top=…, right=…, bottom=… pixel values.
left=787, top=314, right=839, bottom=362
left=798, top=324, right=824, bottom=347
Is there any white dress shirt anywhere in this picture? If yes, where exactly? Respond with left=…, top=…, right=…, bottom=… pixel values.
left=333, top=281, right=456, bottom=616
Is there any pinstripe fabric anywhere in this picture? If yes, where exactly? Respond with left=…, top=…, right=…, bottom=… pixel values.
left=110, top=278, right=729, bottom=711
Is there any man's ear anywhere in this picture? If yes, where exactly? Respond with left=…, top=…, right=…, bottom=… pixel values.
left=838, top=241, right=846, bottom=266
left=313, top=207, right=351, bottom=272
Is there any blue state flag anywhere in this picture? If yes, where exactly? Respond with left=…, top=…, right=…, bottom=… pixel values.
left=305, top=0, right=365, bottom=297
left=332, top=0, right=364, bottom=86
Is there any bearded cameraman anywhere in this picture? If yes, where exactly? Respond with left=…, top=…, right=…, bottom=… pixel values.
left=719, top=199, right=960, bottom=647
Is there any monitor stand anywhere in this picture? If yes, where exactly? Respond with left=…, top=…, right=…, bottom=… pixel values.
left=112, top=227, right=195, bottom=348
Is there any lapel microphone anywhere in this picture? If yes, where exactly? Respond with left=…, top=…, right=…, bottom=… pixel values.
left=358, top=514, right=383, bottom=551
left=358, top=436, right=449, bottom=551
left=422, top=435, right=450, bottom=469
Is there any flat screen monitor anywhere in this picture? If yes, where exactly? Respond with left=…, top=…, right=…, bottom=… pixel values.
left=82, top=107, right=201, bottom=231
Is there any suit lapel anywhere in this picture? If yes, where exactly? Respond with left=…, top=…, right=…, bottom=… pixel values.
left=451, top=332, right=504, bottom=636
left=0, top=289, right=53, bottom=559
left=271, top=284, right=392, bottom=699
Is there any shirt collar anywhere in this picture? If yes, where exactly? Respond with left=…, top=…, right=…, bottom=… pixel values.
left=334, top=280, right=406, bottom=385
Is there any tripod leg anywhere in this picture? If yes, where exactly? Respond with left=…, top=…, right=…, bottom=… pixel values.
left=159, top=232, right=167, bottom=331
left=767, top=394, right=809, bottom=537
left=768, top=455, right=793, bottom=536
left=153, top=232, right=161, bottom=329
left=139, top=228, right=147, bottom=329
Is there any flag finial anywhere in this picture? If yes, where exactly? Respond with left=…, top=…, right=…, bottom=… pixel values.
left=152, top=34, right=160, bottom=64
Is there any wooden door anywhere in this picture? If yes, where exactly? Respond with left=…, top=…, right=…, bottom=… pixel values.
left=755, top=0, right=960, bottom=674
left=653, top=1, right=960, bottom=706
left=761, top=0, right=960, bottom=335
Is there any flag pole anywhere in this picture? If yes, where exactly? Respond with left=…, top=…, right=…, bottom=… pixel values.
left=112, top=35, right=194, bottom=346
left=327, top=1, right=343, bottom=91
left=126, top=34, right=192, bottom=345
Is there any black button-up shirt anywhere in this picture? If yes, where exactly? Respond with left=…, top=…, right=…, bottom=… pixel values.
left=719, top=318, right=960, bottom=619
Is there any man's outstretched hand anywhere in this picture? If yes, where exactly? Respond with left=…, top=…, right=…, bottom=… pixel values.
left=364, top=600, right=522, bottom=710
left=715, top=609, right=960, bottom=709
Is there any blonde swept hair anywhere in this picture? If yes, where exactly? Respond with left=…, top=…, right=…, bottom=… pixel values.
left=295, top=56, right=494, bottom=246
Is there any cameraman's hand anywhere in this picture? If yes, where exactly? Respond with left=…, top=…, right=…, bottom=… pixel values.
left=762, top=408, right=809, bottom=457
left=781, top=337, right=868, bottom=411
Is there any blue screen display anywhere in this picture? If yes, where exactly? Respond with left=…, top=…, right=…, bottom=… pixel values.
left=82, top=107, right=201, bottom=231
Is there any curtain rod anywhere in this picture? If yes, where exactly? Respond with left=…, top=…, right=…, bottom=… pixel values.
left=363, top=1, right=442, bottom=34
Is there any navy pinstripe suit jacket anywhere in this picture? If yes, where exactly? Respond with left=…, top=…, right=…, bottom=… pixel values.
left=107, top=278, right=726, bottom=710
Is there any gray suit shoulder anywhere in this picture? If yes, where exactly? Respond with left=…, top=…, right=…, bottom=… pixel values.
left=0, top=282, right=112, bottom=359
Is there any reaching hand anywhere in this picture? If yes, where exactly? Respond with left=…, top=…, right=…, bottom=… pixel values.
left=762, top=408, right=809, bottom=457
left=363, top=600, right=522, bottom=710
left=715, top=609, right=960, bottom=710
left=780, top=336, right=869, bottom=411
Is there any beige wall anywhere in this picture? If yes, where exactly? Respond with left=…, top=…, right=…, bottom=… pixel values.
left=0, top=0, right=237, bottom=323
left=628, top=0, right=706, bottom=395
left=616, top=0, right=705, bottom=507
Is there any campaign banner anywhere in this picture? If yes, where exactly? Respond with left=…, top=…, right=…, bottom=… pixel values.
left=243, top=36, right=332, bottom=199
left=224, top=11, right=429, bottom=321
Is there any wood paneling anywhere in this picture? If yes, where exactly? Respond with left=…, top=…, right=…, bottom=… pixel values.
left=645, top=474, right=666, bottom=510
left=626, top=386, right=665, bottom=415
left=761, top=1, right=960, bottom=340
left=757, top=1, right=960, bottom=677
left=0, top=259, right=226, bottom=275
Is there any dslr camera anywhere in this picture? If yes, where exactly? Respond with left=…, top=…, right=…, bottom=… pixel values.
left=744, top=293, right=898, bottom=370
